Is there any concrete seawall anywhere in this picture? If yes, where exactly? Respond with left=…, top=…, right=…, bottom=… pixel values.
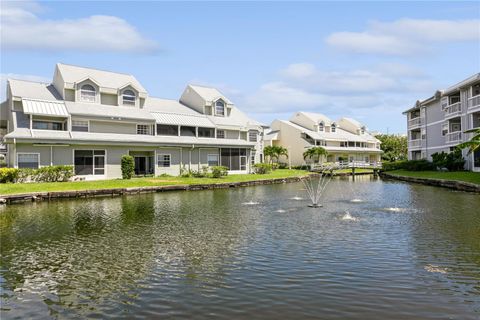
left=380, top=172, right=480, bottom=193
left=0, top=175, right=314, bottom=205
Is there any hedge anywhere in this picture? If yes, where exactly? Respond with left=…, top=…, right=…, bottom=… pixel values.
left=0, top=165, right=74, bottom=183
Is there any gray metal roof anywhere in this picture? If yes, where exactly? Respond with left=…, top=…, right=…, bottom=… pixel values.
left=22, top=98, right=68, bottom=117
left=151, top=112, right=214, bottom=127
left=8, top=79, right=62, bottom=101
left=65, top=101, right=155, bottom=121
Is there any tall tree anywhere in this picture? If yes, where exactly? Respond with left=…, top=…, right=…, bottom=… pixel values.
left=375, top=134, right=407, bottom=162
left=264, top=145, right=288, bottom=165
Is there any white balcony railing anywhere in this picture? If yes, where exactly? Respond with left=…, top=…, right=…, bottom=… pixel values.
left=468, top=95, right=480, bottom=110
left=444, top=102, right=462, bottom=118
left=408, top=117, right=423, bottom=127
left=445, top=131, right=462, bottom=143
left=408, top=139, right=422, bottom=148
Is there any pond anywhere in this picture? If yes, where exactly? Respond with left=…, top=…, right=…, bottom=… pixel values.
left=0, top=176, right=479, bottom=319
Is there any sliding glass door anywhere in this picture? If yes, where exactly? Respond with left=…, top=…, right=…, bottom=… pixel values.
left=74, top=150, right=105, bottom=176
left=220, top=148, right=247, bottom=171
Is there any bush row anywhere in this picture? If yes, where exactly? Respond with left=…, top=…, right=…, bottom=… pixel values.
left=382, top=150, right=465, bottom=172
left=0, top=165, right=74, bottom=183
left=179, top=165, right=229, bottom=178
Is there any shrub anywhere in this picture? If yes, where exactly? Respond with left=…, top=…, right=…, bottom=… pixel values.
left=121, top=155, right=135, bottom=179
left=253, top=163, right=272, bottom=174
left=210, top=166, right=228, bottom=178
left=17, top=168, right=35, bottom=183
left=431, top=150, right=465, bottom=171
left=381, top=161, right=407, bottom=171
left=33, top=165, right=74, bottom=182
left=271, top=163, right=279, bottom=170
left=0, top=168, right=19, bottom=183
left=402, top=159, right=435, bottom=171
left=278, top=162, right=288, bottom=169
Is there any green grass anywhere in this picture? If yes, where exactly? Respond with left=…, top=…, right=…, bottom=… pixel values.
left=388, top=170, right=480, bottom=185
left=0, top=169, right=309, bottom=196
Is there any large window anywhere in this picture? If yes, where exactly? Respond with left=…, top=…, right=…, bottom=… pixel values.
left=32, top=120, right=63, bottom=131
left=220, top=148, right=247, bottom=171
left=157, top=154, right=171, bottom=167
left=249, top=131, right=258, bottom=142
left=137, top=124, right=151, bottom=135
left=180, top=126, right=196, bottom=137
left=215, top=100, right=225, bottom=116
left=217, top=130, right=225, bottom=139
left=157, top=124, right=178, bottom=136
left=198, top=127, right=215, bottom=138
left=207, top=154, right=219, bottom=166
left=74, top=150, right=105, bottom=175
left=72, top=120, right=89, bottom=132
left=80, top=84, right=96, bottom=102
left=122, top=90, right=136, bottom=106
left=18, top=153, right=39, bottom=169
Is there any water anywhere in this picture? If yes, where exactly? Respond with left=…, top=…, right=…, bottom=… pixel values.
left=1, top=176, right=479, bottom=319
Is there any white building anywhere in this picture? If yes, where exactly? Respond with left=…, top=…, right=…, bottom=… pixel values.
left=268, top=112, right=382, bottom=166
left=0, top=63, right=266, bottom=179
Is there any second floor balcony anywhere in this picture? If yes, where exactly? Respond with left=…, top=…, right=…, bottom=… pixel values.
left=408, top=139, right=423, bottom=149
left=445, top=131, right=462, bottom=144
left=408, top=117, right=423, bottom=128
left=444, top=102, right=462, bottom=119
left=468, top=94, right=480, bottom=110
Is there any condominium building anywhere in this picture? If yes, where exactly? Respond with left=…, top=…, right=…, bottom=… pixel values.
left=0, top=63, right=266, bottom=179
left=403, top=73, right=480, bottom=171
left=267, top=112, right=382, bottom=166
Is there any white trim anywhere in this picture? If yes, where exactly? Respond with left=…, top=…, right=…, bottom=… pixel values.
left=72, top=148, right=107, bottom=177
left=71, top=119, right=90, bottom=132
left=16, top=152, right=40, bottom=169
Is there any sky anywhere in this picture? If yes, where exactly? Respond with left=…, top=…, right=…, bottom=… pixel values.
left=1, top=1, right=479, bottom=134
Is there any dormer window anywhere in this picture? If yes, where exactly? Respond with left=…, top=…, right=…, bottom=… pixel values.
left=360, top=126, right=365, bottom=134
left=331, top=123, right=336, bottom=133
left=318, top=122, right=324, bottom=132
left=80, top=84, right=96, bottom=102
left=122, top=90, right=136, bottom=106
left=215, top=100, right=225, bottom=116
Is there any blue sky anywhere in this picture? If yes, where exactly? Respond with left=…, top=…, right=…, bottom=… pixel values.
left=1, top=1, right=479, bottom=133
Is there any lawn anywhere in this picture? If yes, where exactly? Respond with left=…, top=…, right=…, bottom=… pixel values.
left=0, top=169, right=309, bottom=196
left=387, top=170, right=480, bottom=185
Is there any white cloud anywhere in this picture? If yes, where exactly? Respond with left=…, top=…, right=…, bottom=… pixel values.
left=0, top=73, right=50, bottom=101
left=280, top=63, right=317, bottom=78
left=326, top=18, right=480, bottom=55
left=0, top=2, right=158, bottom=53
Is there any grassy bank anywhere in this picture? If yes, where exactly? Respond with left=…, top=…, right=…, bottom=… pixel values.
left=387, top=170, right=480, bottom=185
left=0, top=169, right=309, bottom=196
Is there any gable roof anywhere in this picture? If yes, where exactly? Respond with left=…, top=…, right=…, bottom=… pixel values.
left=56, top=63, right=147, bottom=93
left=144, top=97, right=200, bottom=115
left=295, top=112, right=332, bottom=125
left=188, top=85, right=233, bottom=104
left=8, top=79, right=62, bottom=101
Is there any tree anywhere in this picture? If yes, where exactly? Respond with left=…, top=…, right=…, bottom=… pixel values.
left=263, top=145, right=288, bottom=166
left=457, top=128, right=480, bottom=155
left=121, top=155, right=135, bottom=179
left=375, top=134, right=407, bottom=162
left=303, top=147, right=328, bottom=164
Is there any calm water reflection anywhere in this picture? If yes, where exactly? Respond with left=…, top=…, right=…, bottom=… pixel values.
left=0, top=176, right=479, bottom=319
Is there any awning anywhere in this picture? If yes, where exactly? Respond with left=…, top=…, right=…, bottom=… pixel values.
left=22, top=98, right=68, bottom=117
left=151, top=112, right=214, bottom=128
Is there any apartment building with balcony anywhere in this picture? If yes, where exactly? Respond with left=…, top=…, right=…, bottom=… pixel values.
left=268, top=112, right=382, bottom=166
left=0, top=63, right=266, bottom=179
left=403, top=73, right=480, bottom=171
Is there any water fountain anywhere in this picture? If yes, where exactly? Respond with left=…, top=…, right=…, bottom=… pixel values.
left=301, top=173, right=332, bottom=208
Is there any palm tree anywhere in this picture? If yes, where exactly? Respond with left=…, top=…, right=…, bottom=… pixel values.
left=457, top=128, right=480, bottom=155
left=303, top=147, right=328, bottom=164
left=263, top=145, right=288, bottom=166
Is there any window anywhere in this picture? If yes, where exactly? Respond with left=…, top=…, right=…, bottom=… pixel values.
left=318, top=122, right=324, bottom=132
left=473, top=84, right=480, bottom=97
left=74, top=150, right=105, bottom=175
left=32, top=121, right=63, bottom=131
left=18, top=153, right=39, bottom=169
left=360, top=126, right=365, bottom=135
left=331, top=123, right=336, bottom=133
left=137, top=124, right=150, bottom=135
left=442, top=123, right=449, bottom=136
left=217, top=130, right=225, bottom=139
left=157, top=124, right=178, bottom=136
left=180, top=126, right=196, bottom=136
left=340, top=141, right=347, bottom=147
left=157, top=154, right=171, bottom=167
left=72, top=120, right=88, bottom=132
left=250, top=154, right=255, bottom=166
left=220, top=148, right=246, bottom=170
left=348, top=141, right=355, bottom=147
left=80, top=84, right=96, bottom=102
left=198, top=127, right=215, bottom=138
left=207, top=154, right=219, bottom=166
left=122, top=89, right=136, bottom=106
left=215, top=100, right=225, bottom=116
left=249, top=131, right=258, bottom=142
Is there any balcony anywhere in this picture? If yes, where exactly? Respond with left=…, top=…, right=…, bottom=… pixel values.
left=408, top=139, right=422, bottom=149
left=445, top=131, right=462, bottom=143
left=408, top=117, right=423, bottom=128
left=444, top=102, right=462, bottom=119
left=468, top=95, right=480, bottom=110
